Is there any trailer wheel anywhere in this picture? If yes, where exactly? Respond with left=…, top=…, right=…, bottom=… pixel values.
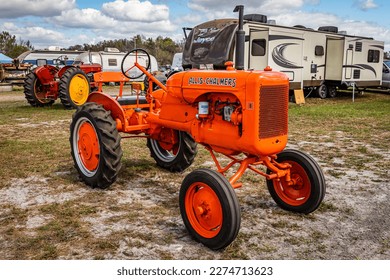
left=317, top=84, right=327, bottom=99
left=266, top=149, right=326, bottom=214
left=147, top=130, right=197, bottom=172
left=59, top=67, right=90, bottom=109
left=23, top=72, right=54, bottom=107
left=180, top=169, right=241, bottom=250
left=328, top=86, right=337, bottom=98
left=70, top=103, right=123, bottom=189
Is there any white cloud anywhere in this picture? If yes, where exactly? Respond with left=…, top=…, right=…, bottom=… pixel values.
left=51, top=8, right=117, bottom=29
left=187, top=0, right=307, bottom=15
left=355, top=0, right=378, bottom=11
left=102, top=0, right=169, bottom=22
left=0, top=0, right=75, bottom=18
left=1, top=22, right=66, bottom=49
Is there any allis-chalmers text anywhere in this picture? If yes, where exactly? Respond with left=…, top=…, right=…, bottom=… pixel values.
left=188, top=77, right=237, bottom=88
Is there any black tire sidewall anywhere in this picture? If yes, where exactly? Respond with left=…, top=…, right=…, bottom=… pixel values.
left=70, top=103, right=122, bottom=188
left=60, top=67, right=90, bottom=109
left=179, top=169, right=241, bottom=250
left=267, top=149, right=325, bottom=214
left=147, top=131, right=197, bottom=172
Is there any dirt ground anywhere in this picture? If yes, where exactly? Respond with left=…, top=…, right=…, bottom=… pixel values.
left=0, top=90, right=389, bottom=260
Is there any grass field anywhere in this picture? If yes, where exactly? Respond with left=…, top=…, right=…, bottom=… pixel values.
left=0, top=88, right=389, bottom=259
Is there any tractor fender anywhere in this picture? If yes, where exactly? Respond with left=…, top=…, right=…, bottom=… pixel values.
left=87, top=91, right=127, bottom=131
left=57, top=65, right=73, bottom=78
left=33, top=65, right=59, bottom=84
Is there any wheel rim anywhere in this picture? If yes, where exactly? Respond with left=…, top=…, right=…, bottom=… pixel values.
left=149, top=133, right=180, bottom=163
left=73, top=117, right=100, bottom=176
left=318, top=85, right=327, bottom=98
left=185, top=182, right=223, bottom=238
left=69, top=74, right=89, bottom=105
left=273, top=160, right=311, bottom=206
left=34, top=77, right=50, bottom=104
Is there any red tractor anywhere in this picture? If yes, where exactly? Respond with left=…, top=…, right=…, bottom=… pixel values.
left=23, top=57, right=101, bottom=109
left=69, top=6, right=325, bottom=250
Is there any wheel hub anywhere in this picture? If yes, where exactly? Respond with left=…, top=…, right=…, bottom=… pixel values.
left=77, top=122, right=99, bottom=171
left=185, top=183, right=223, bottom=238
left=70, top=74, right=89, bottom=105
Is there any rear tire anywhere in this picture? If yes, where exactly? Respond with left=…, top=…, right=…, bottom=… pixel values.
left=70, top=103, right=123, bottom=189
left=317, top=84, right=327, bottom=99
left=328, top=86, right=337, bottom=98
left=266, top=149, right=326, bottom=214
left=24, top=72, right=54, bottom=107
left=179, top=169, right=241, bottom=250
left=147, top=130, right=197, bottom=172
left=59, top=67, right=90, bottom=109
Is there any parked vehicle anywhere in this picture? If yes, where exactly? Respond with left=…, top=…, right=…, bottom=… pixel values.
left=382, top=61, right=390, bottom=88
left=69, top=6, right=325, bottom=250
left=182, top=15, right=384, bottom=98
left=23, top=48, right=158, bottom=109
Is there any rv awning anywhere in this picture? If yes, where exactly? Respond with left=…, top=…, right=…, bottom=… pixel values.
left=0, top=53, right=13, bottom=63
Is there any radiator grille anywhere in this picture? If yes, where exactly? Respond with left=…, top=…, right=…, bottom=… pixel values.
left=259, top=85, right=289, bottom=139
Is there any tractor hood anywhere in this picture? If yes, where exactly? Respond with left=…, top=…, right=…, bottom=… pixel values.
left=182, top=19, right=238, bottom=69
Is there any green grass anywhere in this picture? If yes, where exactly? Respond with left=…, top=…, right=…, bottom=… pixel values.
left=1, top=89, right=390, bottom=259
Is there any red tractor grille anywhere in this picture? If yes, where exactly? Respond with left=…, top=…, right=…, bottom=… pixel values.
left=259, top=85, right=289, bottom=139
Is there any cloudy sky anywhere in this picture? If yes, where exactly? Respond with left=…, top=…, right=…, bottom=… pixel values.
left=0, top=0, right=389, bottom=52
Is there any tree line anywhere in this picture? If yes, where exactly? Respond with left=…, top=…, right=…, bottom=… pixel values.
left=1, top=31, right=182, bottom=66
left=0, top=31, right=33, bottom=59
left=67, top=35, right=183, bottom=66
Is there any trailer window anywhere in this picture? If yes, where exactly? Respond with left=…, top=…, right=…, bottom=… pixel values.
left=367, top=50, right=380, bottom=63
left=36, top=59, right=47, bottom=66
left=315, top=45, right=324, bottom=56
left=355, top=42, right=362, bottom=52
left=252, top=39, right=266, bottom=56
left=108, top=59, right=117, bottom=66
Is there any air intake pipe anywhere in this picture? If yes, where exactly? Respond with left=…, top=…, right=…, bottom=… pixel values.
left=233, top=5, right=245, bottom=70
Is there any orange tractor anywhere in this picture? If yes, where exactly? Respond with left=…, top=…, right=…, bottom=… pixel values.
left=24, top=58, right=101, bottom=109
left=69, top=6, right=325, bottom=250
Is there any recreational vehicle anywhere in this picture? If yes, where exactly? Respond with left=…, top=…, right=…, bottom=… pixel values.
left=17, top=49, right=84, bottom=67
left=74, top=48, right=159, bottom=80
left=182, top=15, right=384, bottom=98
left=382, top=61, right=390, bottom=88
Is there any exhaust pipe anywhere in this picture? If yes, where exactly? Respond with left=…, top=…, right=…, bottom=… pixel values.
left=233, top=5, right=245, bottom=70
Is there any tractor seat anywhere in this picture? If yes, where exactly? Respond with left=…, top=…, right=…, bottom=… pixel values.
left=116, top=96, right=148, bottom=106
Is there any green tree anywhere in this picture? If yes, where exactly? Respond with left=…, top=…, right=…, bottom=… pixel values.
left=67, top=35, right=182, bottom=67
left=0, top=31, right=33, bottom=58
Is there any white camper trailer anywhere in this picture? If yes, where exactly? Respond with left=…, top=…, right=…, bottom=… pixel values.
left=74, top=48, right=159, bottom=76
left=325, top=35, right=384, bottom=95
left=17, top=50, right=84, bottom=67
left=182, top=15, right=384, bottom=98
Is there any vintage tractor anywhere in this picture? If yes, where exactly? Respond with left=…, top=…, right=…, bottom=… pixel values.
left=69, top=6, right=325, bottom=250
left=23, top=57, right=101, bottom=109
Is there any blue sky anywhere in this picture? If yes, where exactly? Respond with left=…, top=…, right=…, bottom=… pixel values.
left=0, top=0, right=389, bottom=53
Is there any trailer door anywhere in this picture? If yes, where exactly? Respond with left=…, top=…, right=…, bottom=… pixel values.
left=248, top=29, right=269, bottom=70
left=325, top=37, right=343, bottom=80
left=345, top=45, right=353, bottom=79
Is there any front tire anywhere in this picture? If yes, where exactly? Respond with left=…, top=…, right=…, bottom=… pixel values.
left=179, top=169, right=241, bottom=250
left=147, top=130, right=197, bottom=172
left=266, top=149, right=326, bottom=214
left=70, top=103, right=123, bottom=188
left=59, top=67, right=90, bottom=109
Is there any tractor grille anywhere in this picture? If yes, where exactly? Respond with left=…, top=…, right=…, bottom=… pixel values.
left=259, top=85, right=289, bottom=139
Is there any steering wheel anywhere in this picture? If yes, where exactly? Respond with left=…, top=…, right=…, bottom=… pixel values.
left=121, top=48, right=151, bottom=79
